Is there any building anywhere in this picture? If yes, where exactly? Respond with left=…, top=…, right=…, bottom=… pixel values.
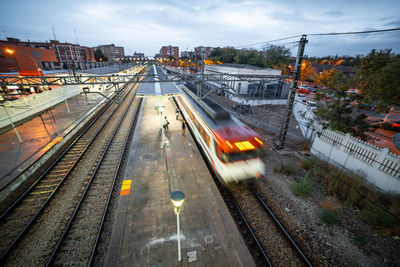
left=132, top=52, right=145, bottom=59
left=180, top=51, right=194, bottom=59
left=95, top=44, right=125, bottom=61
left=204, top=64, right=288, bottom=99
left=0, top=38, right=58, bottom=74
left=194, top=46, right=213, bottom=60
left=50, top=40, right=95, bottom=66
left=0, top=37, right=99, bottom=73
left=160, top=45, right=179, bottom=59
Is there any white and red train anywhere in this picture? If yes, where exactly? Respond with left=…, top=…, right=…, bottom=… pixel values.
left=176, top=83, right=265, bottom=183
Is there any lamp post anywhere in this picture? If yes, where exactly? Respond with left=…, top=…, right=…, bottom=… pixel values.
left=5, top=48, right=42, bottom=76
left=170, top=191, right=185, bottom=262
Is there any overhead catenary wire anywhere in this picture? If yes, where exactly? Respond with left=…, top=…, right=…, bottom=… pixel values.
left=233, top=27, right=400, bottom=49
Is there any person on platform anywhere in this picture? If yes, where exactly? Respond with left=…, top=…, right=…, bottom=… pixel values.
left=164, top=116, right=169, bottom=130
left=182, top=121, right=186, bottom=135
left=175, top=109, right=180, bottom=120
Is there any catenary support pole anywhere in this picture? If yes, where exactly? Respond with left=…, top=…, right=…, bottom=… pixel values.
left=278, top=35, right=308, bottom=148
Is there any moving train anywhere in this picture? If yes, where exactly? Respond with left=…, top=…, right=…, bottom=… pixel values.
left=175, top=83, right=265, bottom=183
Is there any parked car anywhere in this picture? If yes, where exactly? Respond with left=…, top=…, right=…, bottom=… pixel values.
left=359, top=103, right=376, bottom=110
left=306, top=100, right=318, bottom=111
left=297, top=88, right=310, bottom=94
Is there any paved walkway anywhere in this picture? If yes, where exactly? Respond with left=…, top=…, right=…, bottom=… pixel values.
left=105, top=97, right=254, bottom=266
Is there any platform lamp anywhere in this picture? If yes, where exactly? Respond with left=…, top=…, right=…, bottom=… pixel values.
left=170, top=191, right=185, bottom=262
left=5, top=49, right=42, bottom=76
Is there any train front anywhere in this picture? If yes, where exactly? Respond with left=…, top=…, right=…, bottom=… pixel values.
left=214, top=125, right=265, bottom=183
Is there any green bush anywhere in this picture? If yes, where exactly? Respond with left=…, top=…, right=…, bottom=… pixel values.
left=291, top=172, right=314, bottom=197
left=361, top=202, right=396, bottom=228
left=319, top=209, right=340, bottom=226
left=300, top=159, right=313, bottom=170
left=283, top=161, right=297, bottom=175
left=273, top=165, right=282, bottom=173
left=353, top=233, right=368, bottom=246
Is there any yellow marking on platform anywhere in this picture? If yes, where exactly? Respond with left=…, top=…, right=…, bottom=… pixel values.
left=120, top=179, right=132, bottom=196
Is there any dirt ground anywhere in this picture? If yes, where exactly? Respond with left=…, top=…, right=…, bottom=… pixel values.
left=210, top=92, right=400, bottom=266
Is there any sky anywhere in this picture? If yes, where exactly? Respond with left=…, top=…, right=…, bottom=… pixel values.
left=1, top=0, right=399, bottom=57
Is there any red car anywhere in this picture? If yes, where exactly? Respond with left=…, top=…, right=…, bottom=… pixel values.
left=297, top=88, right=310, bottom=94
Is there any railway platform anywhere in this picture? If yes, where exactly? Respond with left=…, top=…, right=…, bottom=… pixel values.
left=105, top=97, right=255, bottom=266
left=0, top=92, right=104, bottom=190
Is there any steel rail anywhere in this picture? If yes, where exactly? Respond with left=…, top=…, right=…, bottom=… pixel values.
left=89, top=98, right=143, bottom=266
left=0, top=81, right=133, bottom=262
left=172, top=96, right=272, bottom=266
left=45, top=86, right=141, bottom=266
left=249, top=184, right=313, bottom=267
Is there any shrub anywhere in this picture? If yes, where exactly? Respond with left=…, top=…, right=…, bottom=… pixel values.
left=361, top=202, right=396, bottom=228
left=320, top=196, right=340, bottom=211
left=353, top=233, right=368, bottom=246
left=283, top=161, right=297, bottom=175
left=319, top=209, right=340, bottom=226
left=273, top=165, right=282, bottom=173
left=300, top=159, right=313, bottom=170
left=291, top=172, right=314, bottom=197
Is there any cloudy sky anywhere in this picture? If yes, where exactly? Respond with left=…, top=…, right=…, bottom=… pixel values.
left=1, top=0, right=399, bottom=57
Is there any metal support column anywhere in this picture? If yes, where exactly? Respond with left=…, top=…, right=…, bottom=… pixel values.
left=278, top=35, right=308, bottom=148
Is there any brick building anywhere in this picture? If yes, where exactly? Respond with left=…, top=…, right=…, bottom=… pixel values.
left=160, top=45, right=179, bottom=59
left=51, top=40, right=95, bottom=65
left=0, top=37, right=97, bottom=74
left=95, top=44, right=125, bottom=61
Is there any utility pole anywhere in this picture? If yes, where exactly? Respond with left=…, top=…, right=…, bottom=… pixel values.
left=278, top=35, right=308, bottom=148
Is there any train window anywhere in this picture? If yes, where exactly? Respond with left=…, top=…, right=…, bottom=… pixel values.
left=229, top=150, right=258, bottom=161
left=205, top=133, right=210, bottom=147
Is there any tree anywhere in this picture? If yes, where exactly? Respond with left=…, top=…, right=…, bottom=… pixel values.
left=356, top=49, right=400, bottom=109
left=209, top=45, right=291, bottom=69
left=315, top=70, right=371, bottom=139
left=300, top=60, right=316, bottom=82
left=263, top=45, right=291, bottom=68
left=94, top=48, right=108, bottom=62
left=315, top=69, right=336, bottom=87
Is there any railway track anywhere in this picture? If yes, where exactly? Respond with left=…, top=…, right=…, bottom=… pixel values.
left=226, top=183, right=313, bottom=267
left=46, top=95, right=142, bottom=266
left=0, top=71, right=144, bottom=265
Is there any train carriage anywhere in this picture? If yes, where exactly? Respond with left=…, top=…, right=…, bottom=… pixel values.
left=176, top=83, right=265, bottom=183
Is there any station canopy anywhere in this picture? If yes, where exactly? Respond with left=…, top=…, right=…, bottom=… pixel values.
left=136, top=65, right=181, bottom=98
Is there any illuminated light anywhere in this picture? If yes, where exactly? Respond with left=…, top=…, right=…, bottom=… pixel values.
left=254, top=137, right=263, bottom=145
left=5, top=49, right=14, bottom=54
left=226, top=141, right=233, bottom=149
left=234, top=141, right=255, bottom=151
left=253, top=170, right=261, bottom=178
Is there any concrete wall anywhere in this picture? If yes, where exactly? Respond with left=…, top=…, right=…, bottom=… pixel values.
left=311, top=129, right=400, bottom=193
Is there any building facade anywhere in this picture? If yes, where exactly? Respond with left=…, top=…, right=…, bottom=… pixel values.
left=194, top=46, right=213, bottom=60
left=0, top=37, right=98, bottom=73
left=95, top=44, right=125, bottom=61
left=0, top=39, right=58, bottom=74
left=180, top=50, right=194, bottom=59
left=160, top=45, right=179, bottom=59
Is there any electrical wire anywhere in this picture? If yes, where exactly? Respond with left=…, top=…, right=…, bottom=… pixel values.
left=233, top=27, right=400, bottom=49
left=308, top=27, right=400, bottom=36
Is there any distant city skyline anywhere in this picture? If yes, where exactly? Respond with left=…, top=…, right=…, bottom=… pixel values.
left=1, top=0, right=399, bottom=57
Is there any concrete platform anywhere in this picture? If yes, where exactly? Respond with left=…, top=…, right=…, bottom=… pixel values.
left=105, top=97, right=255, bottom=266
left=0, top=92, right=105, bottom=190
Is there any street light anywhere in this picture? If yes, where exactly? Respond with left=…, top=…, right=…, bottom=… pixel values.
left=170, top=191, right=185, bottom=262
left=5, top=48, right=42, bottom=76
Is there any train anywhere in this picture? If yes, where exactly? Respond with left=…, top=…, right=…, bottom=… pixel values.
left=175, top=82, right=265, bottom=183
